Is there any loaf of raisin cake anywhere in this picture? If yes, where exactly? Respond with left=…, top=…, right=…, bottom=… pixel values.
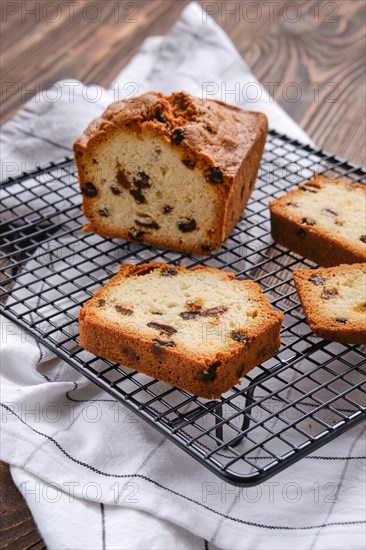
left=269, top=175, right=366, bottom=267
left=293, top=263, right=366, bottom=345
left=74, top=92, right=267, bottom=255
left=79, top=263, right=283, bottom=398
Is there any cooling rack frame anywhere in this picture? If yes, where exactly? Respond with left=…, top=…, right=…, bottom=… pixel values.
left=1, top=130, right=365, bottom=486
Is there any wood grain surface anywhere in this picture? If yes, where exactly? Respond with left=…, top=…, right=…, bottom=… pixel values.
left=1, top=0, right=365, bottom=164
left=0, top=1, right=365, bottom=548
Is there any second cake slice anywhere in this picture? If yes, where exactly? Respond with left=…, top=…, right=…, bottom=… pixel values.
left=79, top=263, right=283, bottom=398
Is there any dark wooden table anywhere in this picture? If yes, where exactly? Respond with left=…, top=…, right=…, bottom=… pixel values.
left=1, top=1, right=365, bottom=547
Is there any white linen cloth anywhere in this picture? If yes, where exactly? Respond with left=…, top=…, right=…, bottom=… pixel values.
left=1, top=3, right=365, bottom=549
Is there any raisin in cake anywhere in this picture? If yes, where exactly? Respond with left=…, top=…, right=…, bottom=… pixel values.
left=293, top=263, right=366, bottom=345
left=269, top=175, right=366, bottom=267
left=79, top=263, right=283, bottom=398
left=74, top=92, right=267, bottom=255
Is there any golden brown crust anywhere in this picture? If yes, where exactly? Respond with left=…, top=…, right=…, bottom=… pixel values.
left=75, top=92, right=266, bottom=173
left=270, top=211, right=364, bottom=266
left=74, top=92, right=267, bottom=254
left=269, top=175, right=366, bottom=267
left=79, top=262, right=283, bottom=398
left=293, top=263, right=366, bottom=345
left=223, top=121, right=267, bottom=241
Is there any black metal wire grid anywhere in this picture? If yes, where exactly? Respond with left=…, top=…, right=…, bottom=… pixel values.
left=1, top=130, right=365, bottom=486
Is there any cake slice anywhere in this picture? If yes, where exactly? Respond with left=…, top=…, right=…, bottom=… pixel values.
left=293, top=263, right=366, bottom=345
left=269, top=175, right=366, bottom=267
left=74, top=92, right=267, bottom=255
left=79, top=263, right=283, bottom=398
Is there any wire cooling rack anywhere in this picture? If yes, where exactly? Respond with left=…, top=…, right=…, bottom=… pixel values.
left=1, top=130, right=365, bottom=486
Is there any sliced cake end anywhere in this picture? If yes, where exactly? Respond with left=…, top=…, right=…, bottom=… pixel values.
left=293, top=263, right=366, bottom=345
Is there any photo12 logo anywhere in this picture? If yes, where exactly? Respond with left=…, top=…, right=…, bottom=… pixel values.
left=201, top=2, right=339, bottom=25
left=1, top=2, right=140, bottom=24
left=1, top=80, right=140, bottom=107
left=201, top=480, right=339, bottom=504
left=201, top=81, right=339, bottom=106
left=18, top=479, right=140, bottom=504
left=1, top=398, right=139, bottom=425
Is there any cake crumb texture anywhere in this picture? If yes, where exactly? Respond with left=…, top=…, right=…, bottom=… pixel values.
left=269, top=174, right=366, bottom=267
left=79, top=262, right=283, bottom=398
left=293, top=263, right=366, bottom=345
left=74, top=91, right=268, bottom=255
